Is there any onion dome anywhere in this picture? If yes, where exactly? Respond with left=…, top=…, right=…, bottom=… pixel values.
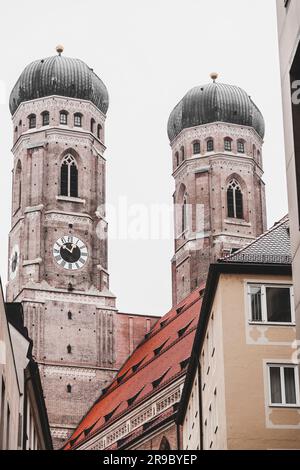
left=9, top=46, right=109, bottom=115
left=167, top=74, right=265, bottom=141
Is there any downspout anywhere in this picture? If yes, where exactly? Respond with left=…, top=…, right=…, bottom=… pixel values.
left=176, top=420, right=181, bottom=450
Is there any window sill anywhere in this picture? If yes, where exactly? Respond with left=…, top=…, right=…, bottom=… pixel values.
left=225, top=218, right=251, bottom=227
left=249, top=321, right=295, bottom=327
left=56, top=196, right=85, bottom=204
left=269, top=404, right=300, bottom=409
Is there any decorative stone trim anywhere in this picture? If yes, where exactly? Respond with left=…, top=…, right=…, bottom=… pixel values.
left=43, top=365, right=97, bottom=380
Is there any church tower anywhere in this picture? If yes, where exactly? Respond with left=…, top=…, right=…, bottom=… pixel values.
left=7, top=47, right=118, bottom=447
left=168, top=75, right=267, bottom=305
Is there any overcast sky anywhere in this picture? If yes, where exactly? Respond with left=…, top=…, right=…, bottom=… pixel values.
left=0, top=0, right=287, bottom=316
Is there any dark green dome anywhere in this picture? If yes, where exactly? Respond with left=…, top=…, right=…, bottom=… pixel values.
left=9, top=52, right=109, bottom=115
left=167, top=82, right=265, bottom=141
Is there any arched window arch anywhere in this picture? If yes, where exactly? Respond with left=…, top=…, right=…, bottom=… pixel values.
left=175, top=151, right=179, bottom=167
left=60, top=110, right=68, bottom=125
left=207, top=138, right=214, bottom=152
left=97, top=124, right=102, bottom=140
left=193, top=140, right=201, bottom=155
left=182, top=193, right=188, bottom=233
left=41, top=111, right=50, bottom=126
left=227, top=179, right=243, bottom=219
left=180, top=146, right=185, bottom=162
left=159, top=436, right=171, bottom=450
left=90, top=118, right=95, bottom=133
left=74, top=113, right=82, bottom=127
left=237, top=139, right=245, bottom=154
left=28, top=114, right=36, bottom=129
left=60, top=154, right=78, bottom=198
left=224, top=137, right=232, bottom=152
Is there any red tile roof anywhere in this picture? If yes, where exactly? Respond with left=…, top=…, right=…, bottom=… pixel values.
left=63, top=286, right=204, bottom=450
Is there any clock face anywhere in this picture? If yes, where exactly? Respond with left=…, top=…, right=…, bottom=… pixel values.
left=9, top=244, right=20, bottom=280
left=53, top=236, right=88, bottom=270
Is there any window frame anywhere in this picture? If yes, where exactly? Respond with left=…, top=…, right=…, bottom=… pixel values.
left=193, top=140, right=201, bottom=155
left=267, top=364, right=300, bottom=408
left=207, top=139, right=214, bottom=152
left=237, top=140, right=245, bottom=154
left=42, top=111, right=50, bottom=126
left=60, top=111, right=68, bottom=125
left=247, top=283, right=295, bottom=325
left=224, top=138, right=232, bottom=152
left=74, top=113, right=82, bottom=127
left=28, top=114, right=36, bottom=129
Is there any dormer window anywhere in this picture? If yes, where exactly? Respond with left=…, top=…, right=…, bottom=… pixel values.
left=74, top=113, right=82, bottom=127
left=60, top=111, right=68, bottom=125
left=42, top=111, right=50, bottom=126
left=28, top=114, right=36, bottom=129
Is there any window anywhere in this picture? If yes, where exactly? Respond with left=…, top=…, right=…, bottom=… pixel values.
left=60, top=111, right=68, bottom=125
left=237, top=140, right=245, bottom=153
left=67, top=344, right=72, bottom=354
left=14, top=160, right=22, bottom=211
left=207, top=139, right=214, bottom=152
left=67, top=384, right=72, bottom=393
left=249, top=284, right=293, bottom=324
left=182, top=194, right=188, bottom=233
left=68, top=311, right=72, bottom=320
left=28, top=114, right=36, bottom=129
left=90, top=118, right=95, bottom=133
left=74, top=113, right=82, bottom=127
left=224, top=138, right=232, bottom=151
left=175, top=152, right=179, bottom=167
left=180, top=146, right=185, bottom=162
left=42, top=111, right=50, bottom=126
left=60, top=154, right=78, bottom=198
left=193, top=141, right=201, bottom=155
left=97, top=124, right=102, bottom=140
left=227, top=179, right=243, bottom=219
left=268, top=365, right=299, bottom=406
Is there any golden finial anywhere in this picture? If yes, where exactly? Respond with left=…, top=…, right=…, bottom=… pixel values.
left=56, top=45, right=64, bottom=56
left=210, top=72, right=219, bottom=83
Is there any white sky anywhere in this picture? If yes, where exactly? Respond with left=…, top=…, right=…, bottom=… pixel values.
left=0, top=0, right=287, bottom=316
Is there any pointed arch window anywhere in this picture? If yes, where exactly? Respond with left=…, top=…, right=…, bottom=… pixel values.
left=97, top=124, right=102, bottom=140
left=227, top=179, right=243, bottom=219
left=14, top=160, right=22, bottom=211
left=60, top=154, right=78, bottom=198
left=28, top=114, right=36, bottom=129
left=182, top=194, right=188, bottom=233
left=237, top=140, right=245, bottom=154
left=207, top=138, right=214, bottom=152
left=159, top=436, right=171, bottom=450
left=42, top=111, right=50, bottom=126
left=193, top=141, right=201, bottom=155
left=224, top=138, right=232, bottom=151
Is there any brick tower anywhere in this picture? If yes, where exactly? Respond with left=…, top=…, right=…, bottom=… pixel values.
left=168, top=74, right=267, bottom=305
left=6, top=47, right=157, bottom=448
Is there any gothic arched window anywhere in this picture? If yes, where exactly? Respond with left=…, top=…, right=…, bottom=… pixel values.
left=193, top=141, right=201, bottom=155
left=224, top=138, right=232, bottom=151
left=60, top=111, right=68, bottom=125
left=97, top=124, right=102, bottom=140
left=207, top=138, right=214, bottom=152
left=91, top=118, right=95, bottom=133
left=74, top=113, right=82, bottom=127
left=159, top=436, right=171, bottom=450
left=42, top=111, right=50, bottom=126
left=60, top=154, right=78, bottom=198
left=237, top=139, right=245, bottom=154
left=28, top=114, right=36, bottom=129
left=227, top=179, right=243, bottom=219
left=182, top=194, right=188, bottom=233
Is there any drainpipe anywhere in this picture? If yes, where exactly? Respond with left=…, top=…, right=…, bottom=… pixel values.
left=197, top=360, right=204, bottom=450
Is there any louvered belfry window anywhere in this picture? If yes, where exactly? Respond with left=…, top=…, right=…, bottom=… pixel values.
left=60, top=154, right=78, bottom=198
left=227, top=179, right=243, bottom=219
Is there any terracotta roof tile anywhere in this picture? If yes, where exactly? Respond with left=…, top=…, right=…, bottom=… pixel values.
left=63, top=284, right=204, bottom=450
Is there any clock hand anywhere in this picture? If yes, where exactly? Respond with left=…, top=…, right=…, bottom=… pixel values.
left=62, top=245, right=73, bottom=254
